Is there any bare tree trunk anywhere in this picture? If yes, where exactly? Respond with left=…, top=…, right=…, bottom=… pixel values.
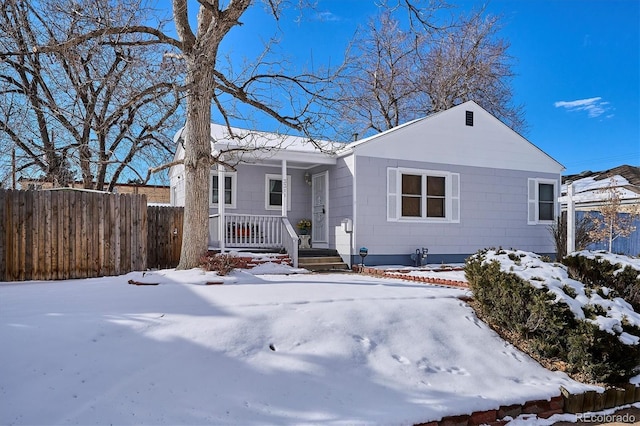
left=177, top=60, right=214, bottom=269
left=609, top=220, right=614, bottom=252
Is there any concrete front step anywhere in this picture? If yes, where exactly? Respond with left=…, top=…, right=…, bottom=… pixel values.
left=298, top=256, right=349, bottom=272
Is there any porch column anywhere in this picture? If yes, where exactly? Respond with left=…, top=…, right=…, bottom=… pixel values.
left=218, top=165, right=226, bottom=252
left=281, top=159, right=288, bottom=218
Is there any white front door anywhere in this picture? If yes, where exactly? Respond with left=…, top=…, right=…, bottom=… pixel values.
left=312, top=171, right=328, bottom=247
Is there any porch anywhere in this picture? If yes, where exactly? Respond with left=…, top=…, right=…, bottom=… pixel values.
left=208, top=213, right=349, bottom=271
left=209, top=213, right=299, bottom=266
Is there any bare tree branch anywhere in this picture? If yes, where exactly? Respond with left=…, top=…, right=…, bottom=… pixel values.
left=335, top=3, right=526, bottom=138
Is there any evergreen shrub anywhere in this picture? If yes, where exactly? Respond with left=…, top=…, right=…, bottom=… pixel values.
left=562, top=251, right=640, bottom=311
left=466, top=248, right=640, bottom=384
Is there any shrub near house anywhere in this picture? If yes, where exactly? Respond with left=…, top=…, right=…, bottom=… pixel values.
left=466, top=248, right=640, bottom=384
left=562, top=250, right=640, bottom=312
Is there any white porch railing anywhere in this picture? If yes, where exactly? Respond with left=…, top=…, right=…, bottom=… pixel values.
left=281, top=219, right=299, bottom=269
left=208, top=213, right=299, bottom=267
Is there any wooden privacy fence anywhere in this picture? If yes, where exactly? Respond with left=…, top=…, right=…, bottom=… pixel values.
left=147, top=205, right=184, bottom=270
left=0, top=189, right=183, bottom=282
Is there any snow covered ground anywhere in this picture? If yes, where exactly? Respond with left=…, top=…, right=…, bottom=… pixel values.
left=1, top=265, right=599, bottom=425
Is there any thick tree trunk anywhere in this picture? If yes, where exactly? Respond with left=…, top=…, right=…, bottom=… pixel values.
left=177, top=62, right=214, bottom=269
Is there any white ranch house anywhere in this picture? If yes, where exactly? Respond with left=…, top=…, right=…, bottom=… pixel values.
left=169, top=101, right=564, bottom=267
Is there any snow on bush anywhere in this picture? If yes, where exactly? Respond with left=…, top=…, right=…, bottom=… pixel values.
left=466, top=248, right=640, bottom=383
left=562, top=250, right=640, bottom=313
left=571, top=251, right=640, bottom=275
left=485, top=249, right=640, bottom=343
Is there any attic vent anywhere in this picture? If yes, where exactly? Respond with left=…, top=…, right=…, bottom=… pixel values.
left=465, top=111, right=474, bottom=126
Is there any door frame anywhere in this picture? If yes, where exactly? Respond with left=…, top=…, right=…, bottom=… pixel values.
left=311, top=170, right=329, bottom=248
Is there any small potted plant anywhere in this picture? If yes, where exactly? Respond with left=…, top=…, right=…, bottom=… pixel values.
left=297, top=219, right=311, bottom=235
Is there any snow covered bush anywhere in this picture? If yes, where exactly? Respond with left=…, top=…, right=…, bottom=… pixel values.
left=562, top=251, right=640, bottom=312
left=466, top=248, right=640, bottom=384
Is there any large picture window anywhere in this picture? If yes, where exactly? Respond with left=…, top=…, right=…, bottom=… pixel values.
left=210, top=171, right=237, bottom=208
left=527, top=178, right=556, bottom=224
left=388, top=168, right=460, bottom=222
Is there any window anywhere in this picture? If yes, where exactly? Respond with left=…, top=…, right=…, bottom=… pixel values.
left=527, top=178, right=556, bottom=224
left=426, top=176, right=446, bottom=217
left=265, top=174, right=291, bottom=210
left=538, top=183, right=555, bottom=221
left=210, top=171, right=236, bottom=208
left=388, top=168, right=460, bottom=222
left=401, top=174, right=422, bottom=217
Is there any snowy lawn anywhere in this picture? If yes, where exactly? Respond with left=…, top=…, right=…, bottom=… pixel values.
left=1, top=266, right=597, bottom=425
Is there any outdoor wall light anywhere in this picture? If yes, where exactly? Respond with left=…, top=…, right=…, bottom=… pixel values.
left=304, top=172, right=312, bottom=186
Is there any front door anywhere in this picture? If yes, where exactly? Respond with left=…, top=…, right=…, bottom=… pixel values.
left=312, top=171, right=328, bottom=248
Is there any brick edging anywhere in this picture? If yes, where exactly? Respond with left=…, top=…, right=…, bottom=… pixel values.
left=353, top=265, right=469, bottom=289
left=415, top=384, right=640, bottom=425
left=238, top=254, right=292, bottom=269
left=415, top=395, right=564, bottom=426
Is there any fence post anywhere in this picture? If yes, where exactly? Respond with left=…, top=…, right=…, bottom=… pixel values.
left=567, top=182, right=575, bottom=255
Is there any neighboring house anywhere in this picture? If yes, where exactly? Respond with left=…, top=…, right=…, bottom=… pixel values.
left=170, top=101, right=564, bottom=267
left=18, top=179, right=171, bottom=204
left=559, top=165, right=640, bottom=255
left=559, top=165, right=640, bottom=211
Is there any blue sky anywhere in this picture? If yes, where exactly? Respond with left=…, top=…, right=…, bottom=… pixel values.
left=174, top=0, right=639, bottom=176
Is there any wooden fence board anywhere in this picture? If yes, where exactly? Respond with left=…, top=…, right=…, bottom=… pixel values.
left=59, top=190, right=68, bottom=280
left=43, top=192, right=51, bottom=280
left=17, top=190, right=26, bottom=281
left=89, top=191, right=98, bottom=278
left=26, top=191, right=35, bottom=280
left=107, top=194, right=116, bottom=276
left=0, top=190, right=6, bottom=280
left=96, top=193, right=107, bottom=277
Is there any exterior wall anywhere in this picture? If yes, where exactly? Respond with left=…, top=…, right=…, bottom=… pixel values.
left=169, top=163, right=185, bottom=206
left=327, top=156, right=355, bottom=265
left=209, top=164, right=313, bottom=227
left=352, top=155, right=560, bottom=266
left=114, top=185, right=170, bottom=204
left=19, top=179, right=171, bottom=204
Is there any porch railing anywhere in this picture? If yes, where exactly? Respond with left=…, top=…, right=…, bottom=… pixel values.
left=281, top=219, right=299, bottom=268
left=208, top=213, right=299, bottom=267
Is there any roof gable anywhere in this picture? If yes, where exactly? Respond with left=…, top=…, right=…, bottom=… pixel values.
left=341, top=101, right=564, bottom=174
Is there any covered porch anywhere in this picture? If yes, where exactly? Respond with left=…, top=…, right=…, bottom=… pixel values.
left=207, top=135, right=338, bottom=268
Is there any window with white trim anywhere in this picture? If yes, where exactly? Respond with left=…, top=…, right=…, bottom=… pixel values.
left=265, top=174, right=291, bottom=210
left=388, top=168, right=460, bottom=222
left=527, top=178, right=556, bottom=224
left=210, top=171, right=237, bottom=208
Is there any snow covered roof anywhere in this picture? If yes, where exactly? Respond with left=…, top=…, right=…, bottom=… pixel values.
left=559, top=165, right=640, bottom=206
left=172, top=123, right=342, bottom=168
